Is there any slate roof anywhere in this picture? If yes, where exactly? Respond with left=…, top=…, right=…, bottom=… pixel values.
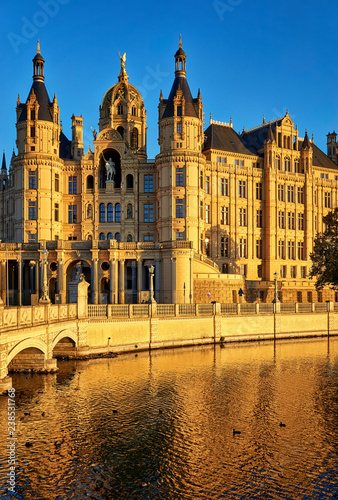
left=18, top=80, right=53, bottom=122
left=204, top=122, right=338, bottom=170
left=203, top=124, right=255, bottom=156
left=162, top=76, right=198, bottom=119
left=59, top=132, right=72, bottom=160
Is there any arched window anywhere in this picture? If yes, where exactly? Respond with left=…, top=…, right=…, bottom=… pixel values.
left=115, top=203, right=121, bottom=222
left=99, top=203, right=106, bottom=223
left=117, top=126, right=124, bottom=139
left=276, top=156, right=281, bottom=170
left=107, top=232, right=113, bottom=240
left=127, top=204, right=133, bottom=219
left=115, top=232, right=121, bottom=242
left=87, top=234, right=92, bottom=240
left=117, top=104, right=123, bottom=115
left=107, top=203, right=114, bottom=222
left=87, top=204, right=93, bottom=219
left=99, top=232, right=105, bottom=240
left=127, top=234, right=132, bottom=242
left=284, top=158, right=290, bottom=172
left=86, top=175, right=94, bottom=191
left=126, top=174, right=133, bottom=189
left=132, top=106, right=137, bottom=116
left=132, top=128, right=138, bottom=149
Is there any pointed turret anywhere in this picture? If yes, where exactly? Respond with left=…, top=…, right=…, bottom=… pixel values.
left=161, top=36, right=199, bottom=119
left=302, top=129, right=311, bottom=149
left=1, top=151, right=6, bottom=171
left=33, top=40, right=45, bottom=82
left=266, top=122, right=275, bottom=143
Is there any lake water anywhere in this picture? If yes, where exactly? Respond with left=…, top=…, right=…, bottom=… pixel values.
left=1, top=338, right=338, bottom=499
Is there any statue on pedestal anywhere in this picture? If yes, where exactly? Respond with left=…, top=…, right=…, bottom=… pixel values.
left=104, top=156, right=116, bottom=182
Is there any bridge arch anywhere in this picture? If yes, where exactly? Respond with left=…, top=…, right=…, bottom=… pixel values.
left=7, top=338, right=47, bottom=365
left=52, top=329, right=78, bottom=349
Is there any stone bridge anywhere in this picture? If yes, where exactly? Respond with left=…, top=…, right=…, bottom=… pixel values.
left=0, top=302, right=87, bottom=392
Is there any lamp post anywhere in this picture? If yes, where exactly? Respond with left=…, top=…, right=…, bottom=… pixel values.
left=148, top=264, right=156, bottom=303
left=39, top=249, right=50, bottom=303
left=273, top=272, right=279, bottom=303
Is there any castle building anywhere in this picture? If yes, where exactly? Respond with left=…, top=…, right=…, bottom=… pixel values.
left=1, top=39, right=338, bottom=305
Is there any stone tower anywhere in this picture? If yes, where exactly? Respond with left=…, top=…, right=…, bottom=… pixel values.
left=156, top=36, right=205, bottom=250
left=13, top=41, right=63, bottom=243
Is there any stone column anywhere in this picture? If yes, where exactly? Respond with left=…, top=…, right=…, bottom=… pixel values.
left=35, top=262, right=40, bottom=300
left=119, top=259, right=125, bottom=304
left=171, top=256, right=177, bottom=304
left=0, top=260, right=5, bottom=304
left=137, top=257, right=142, bottom=303
left=155, top=259, right=161, bottom=303
left=92, top=258, right=99, bottom=305
left=110, top=258, right=117, bottom=304
left=131, top=261, right=137, bottom=303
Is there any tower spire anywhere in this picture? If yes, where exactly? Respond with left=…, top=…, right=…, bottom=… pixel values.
left=174, top=36, right=186, bottom=77
left=33, top=41, right=45, bottom=81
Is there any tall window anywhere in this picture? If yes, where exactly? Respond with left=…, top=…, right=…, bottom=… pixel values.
left=287, top=185, right=294, bottom=203
left=177, top=106, right=182, bottom=116
left=221, top=178, right=228, bottom=196
left=68, top=205, right=77, bottom=223
left=220, top=206, right=229, bottom=225
left=238, top=238, right=247, bottom=258
left=99, top=232, right=105, bottom=240
left=132, top=128, right=138, bottom=149
left=176, top=123, right=182, bottom=134
left=298, top=213, right=304, bottom=230
left=115, top=203, right=121, bottom=222
left=239, top=207, right=246, bottom=226
left=144, top=204, right=153, bottom=223
left=276, top=156, right=281, bottom=170
left=200, top=171, right=203, bottom=189
left=205, top=204, right=210, bottom=223
left=99, top=203, right=106, bottom=223
left=55, top=173, right=59, bottom=192
left=298, top=241, right=304, bottom=260
left=117, top=104, right=123, bottom=115
left=205, top=176, right=210, bottom=194
left=28, top=201, right=36, bottom=220
left=287, top=241, right=295, bottom=259
left=221, top=237, right=228, bottom=257
left=278, top=184, right=284, bottom=201
left=256, top=183, right=262, bottom=200
left=107, top=203, right=114, bottom=222
left=297, top=186, right=304, bottom=204
left=176, top=199, right=184, bottom=218
left=54, top=203, right=59, bottom=222
left=238, top=180, right=246, bottom=198
left=284, top=158, right=291, bottom=172
left=176, top=168, right=184, bottom=187
left=68, top=176, right=77, bottom=194
left=256, top=240, right=263, bottom=259
left=278, top=211, right=285, bottom=229
left=28, top=170, right=36, bottom=189
left=175, top=232, right=184, bottom=240
left=287, top=212, right=295, bottom=230
left=324, top=192, right=331, bottom=208
left=256, top=209, right=263, bottom=228
left=107, top=232, right=113, bottom=240
left=200, top=201, right=203, bottom=219
left=144, top=174, right=154, bottom=192
left=278, top=240, right=285, bottom=259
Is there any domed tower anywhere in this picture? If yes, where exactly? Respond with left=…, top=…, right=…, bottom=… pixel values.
left=156, top=36, right=205, bottom=248
left=12, top=41, right=63, bottom=243
left=98, top=53, right=146, bottom=158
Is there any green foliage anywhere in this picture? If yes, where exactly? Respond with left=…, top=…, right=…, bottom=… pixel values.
left=310, top=208, right=338, bottom=290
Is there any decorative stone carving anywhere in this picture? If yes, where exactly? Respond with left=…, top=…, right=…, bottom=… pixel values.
left=97, top=129, right=122, bottom=141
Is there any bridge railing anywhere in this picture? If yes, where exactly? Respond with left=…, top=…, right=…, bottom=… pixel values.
left=1, top=303, right=79, bottom=330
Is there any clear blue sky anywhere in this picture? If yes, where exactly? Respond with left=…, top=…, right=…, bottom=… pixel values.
left=1, top=0, right=338, bottom=162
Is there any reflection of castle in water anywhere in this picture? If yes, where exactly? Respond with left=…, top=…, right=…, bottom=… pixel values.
left=1, top=38, right=338, bottom=306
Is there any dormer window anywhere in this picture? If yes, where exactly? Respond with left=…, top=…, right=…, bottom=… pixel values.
left=30, top=109, right=35, bottom=121
left=177, top=106, right=182, bottom=117
left=132, top=106, right=137, bottom=116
